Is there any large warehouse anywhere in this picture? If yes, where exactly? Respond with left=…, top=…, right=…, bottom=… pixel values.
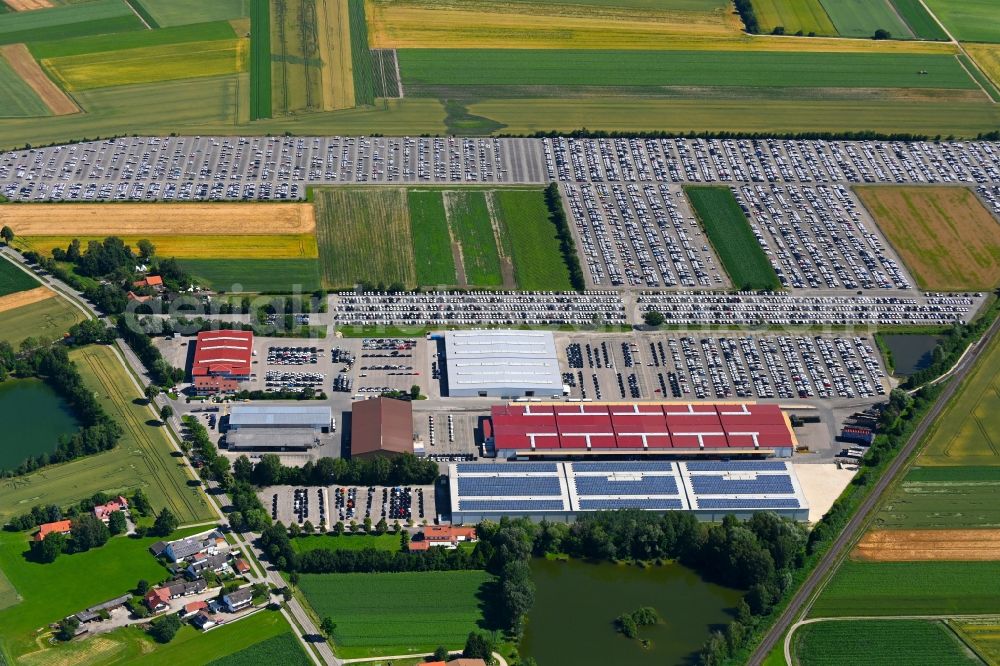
left=487, top=402, right=797, bottom=458
left=449, top=460, right=809, bottom=523
left=350, top=397, right=414, bottom=458
left=442, top=330, right=564, bottom=398
left=191, top=330, right=254, bottom=395
left=226, top=405, right=332, bottom=451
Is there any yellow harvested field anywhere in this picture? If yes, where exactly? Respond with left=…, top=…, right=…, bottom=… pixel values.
left=0, top=285, right=52, bottom=313
left=2, top=0, right=53, bottom=9
left=318, top=0, right=354, bottom=110
left=855, top=530, right=1000, bottom=562
left=0, top=203, right=316, bottom=236
left=966, top=44, right=1000, bottom=90
left=18, top=234, right=319, bottom=259
left=368, top=3, right=954, bottom=52
left=0, top=44, right=78, bottom=115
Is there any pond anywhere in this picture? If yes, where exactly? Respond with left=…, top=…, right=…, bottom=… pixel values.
left=0, top=378, right=79, bottom=472
left=882, top=334, right=941, bottom=376
left=520, top=558, right=741, bottom=666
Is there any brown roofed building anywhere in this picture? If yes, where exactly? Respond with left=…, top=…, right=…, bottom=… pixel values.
left=351, top=398, right=414, bottom=459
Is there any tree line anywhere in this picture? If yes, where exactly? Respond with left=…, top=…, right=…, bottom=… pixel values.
left=543, top=183, right=586, bottom=291
left=232, top=452, right=440, bottom=489
left=0, top=343, right=122, bottom=477
left=117, top=314, right=184, bottom=388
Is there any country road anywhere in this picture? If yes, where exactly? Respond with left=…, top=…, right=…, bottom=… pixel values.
left=749, top=311, right=1000, bottom=665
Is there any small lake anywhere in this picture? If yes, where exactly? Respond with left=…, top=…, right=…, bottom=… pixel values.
left=521, top=558, right=741, bottom=666
left=882, top=334, right=941, bottom=375
left=0, top=378, right=79, bottom=471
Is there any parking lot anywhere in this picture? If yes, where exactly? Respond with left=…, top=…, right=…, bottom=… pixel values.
left=262, top=483, right=437, bottom=528
left=555, top=331, right=888, bottom=403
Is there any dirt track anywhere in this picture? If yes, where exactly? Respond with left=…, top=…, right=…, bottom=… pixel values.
left=0, top=203, right=317, bottom=236
left=0, top=44, right=78, bottom=115
left=855, top=529, right=1000, bottom=561
left=0, top=285, right=53, bottom=313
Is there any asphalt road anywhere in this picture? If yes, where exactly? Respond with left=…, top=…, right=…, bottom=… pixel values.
left=748, top=311, right=1000, bottom=666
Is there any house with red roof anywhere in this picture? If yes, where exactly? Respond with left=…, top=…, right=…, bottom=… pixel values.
left=35, top=520, right=72, bottom=542
left=93, top=496, right=129, bottom=523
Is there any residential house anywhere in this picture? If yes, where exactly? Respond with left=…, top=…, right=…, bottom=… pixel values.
left=35, top=520, right=72, bottom=542
left=145, top=579, right=208, bottom=613
left=93, top=496, right=129, bottom=523
left=191, top=611, right=217, bottom=630
left=144, top=587, right=170, bottom=613
left=233, top=559, right=251, bottom=577
left=221, top=587, right=253, bottom=613
left=185, top=552, right=230, bottom=579
left=409, top=525, right=477, bottom=551
left=181, top=600, right=208, bottom=619
left=162, top=530, right=226, bottom=563
left=133, top=275, right=164, bottom=291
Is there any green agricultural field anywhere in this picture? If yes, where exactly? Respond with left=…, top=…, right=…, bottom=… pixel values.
left=0, top=525, right=205, bottom=660
left=44, top=38, right=247, bottom=91
left=446, top=190, right=505, bottom=287
left=794, top=620, right=978, bottom=665
left=751, top=0, right=837, bottom=36
left=298, top=570, right=494, bottom=658
left=818, top=0, right=912, bottom=38
left=0, top=0, right=144, bottom=45
left=207, top=630, right=311, bottom=666
left=0, top=296, right=86, bottom=348
left=135, top=0, right=247, bottom=28
left=0, top=564, right=17, bottom=612
left=506, top=0, right=730, bottom=7
left=492, top=188, right=574, bottom=290
left=0, top=56, right=49, bottom=118
left=314, top=188, right=415, bottom=289
left=684, top=186, right=781, bottom=290
left=28, top=21, right=238, bottom=59
left=924, top=0, right=1000, bottom=43
left=0, top=345, right=214, bottom=524
left=0, top=257, right=41, bottom=296
left=177, top=258, right=321, bottom=292
left=953, top=621, right=1000, bottom=666
left=408, top=189, right=458, bottom=286
left=890, top=0, right=949, bottom=41
left=290, top=533, right=403, bottom=553
left=249, top=0, right=271, bottom=119
left=349, top=0, right=377, bottom=105
left=810, top=560, right=1000, bottom=616
left=876, top=466, right=1000, bottom=529
left=917, top=328, right=1000, bottom=467
left=398, top=49, right=975, bottom=90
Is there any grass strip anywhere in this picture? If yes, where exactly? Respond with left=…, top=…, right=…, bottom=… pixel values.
left=249, top=0, right=272, bottom=119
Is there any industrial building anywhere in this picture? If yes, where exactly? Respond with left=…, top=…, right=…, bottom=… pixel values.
left=225, top=404, right=332, bottom=451
left=449, top=460, right=808, bottom=523
left=486, top=402, right=797, bottom=458
left=350, top=397, right=414, bottom=458
left=191, top=330, right=254, bottom=395
left=442, top=330, right=564, bottom=398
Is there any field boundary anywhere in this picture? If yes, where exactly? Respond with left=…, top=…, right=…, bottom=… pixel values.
left=0, top=285, right=53, bottom=313
left=0, top=43, right=78, bottom=115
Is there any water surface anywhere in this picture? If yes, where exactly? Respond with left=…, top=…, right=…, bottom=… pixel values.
left=0, top=379, right=79, bottom=471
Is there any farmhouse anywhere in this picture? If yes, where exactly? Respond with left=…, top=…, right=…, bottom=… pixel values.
left=34, top=520, right=72, bottom=542
left=156, top=529, right=227, bottom=563
left=226, top=404, right=332, bottom=450
left=93, top=496, right=129, bottom=523
left=350, top=397, right=414, bottom=458
left=409, top=525, right=477, bottom=551
left=73, top=595, right=131, bottom=624
left=442, top=330, right=564, bottom=398
left=145, top=578, right=209, bottom=612
left=185, top=552, right=230, bottom=579
left=133, top=275, right=164, bottom=291
left=192, top=330, right=254, bottom=395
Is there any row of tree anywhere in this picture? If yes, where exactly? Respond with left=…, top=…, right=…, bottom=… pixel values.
left=116, top=314, right=183, bottom=387
left=232, top=452, right=441, bottom=488
left=543, top=183, right=586, bottom=291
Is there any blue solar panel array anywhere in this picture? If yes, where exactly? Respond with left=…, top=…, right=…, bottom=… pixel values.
left=697, top=498, right=800, bottom=509
left=575, top=475, right=678, bottom=496
left=685, top=461, right=789, bottom=472
left=690, top=475, right=794, bottom=495
left=572, top=462, right=675, bottom=473
left=455, top=462, right=558, bottom=474
left=457, top=476, right=562, bottom=497
left=579, top=499, right=684, bottom=510
left=459, top=500, right=566, bottom=512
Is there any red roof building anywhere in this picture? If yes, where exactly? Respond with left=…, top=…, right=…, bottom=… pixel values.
left=192, top=330, right=253, bottom=380
left=93, top=496, right=129, bottom=523
left=133, top=275, right=164, bottom=290
left=488, top=402, right=796, bottom=458
left=35, top=520, right=72, bottom=541
left=193, top=375, right=241, bottom=396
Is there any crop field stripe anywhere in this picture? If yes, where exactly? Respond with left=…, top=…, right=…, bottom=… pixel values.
left=684, top=186, right=781, bottom=291
left=0, top=295, right=85, bottom=347
left=889, top=0, right=948, bottom=40
left=953, top=621, right=1000, bottom=666
left=0, top=0, right=145, bottom=45
left=408, top=190, right=457, bottom=286
left=28, top=20, right=238, bottom=59
left=43, top=38, right=248, bottom=92
left=817, top=0, right=913, bottom=38
left=249, top=0, right=271, bottom=119
left=751, top=0, right=837, bottom=36
left=207, top=631, right=312, bottom=666
left=134, top=0, right=247, bottom=29
left=317, top=0, right=355, bottom=110
left=0, top=255, right=41, bottom=296
left=397, top=49, right=978, bottom=90
left=348, top=0, right=375, bottom=105
left=0, top=50, right=49, bottom=118
left=123, top=0, right=159, bottom=28
left=18, top=234, right=319, bottom=259
left=959, top=50, right=1000, bottom=103
left=794, top=620, right=979, bottom=665
left=445, top=190, right=504, bottom=287
left=923, top=0, right=1000, bottom=44
left=491, top=188, right=574, bottom=290
left=176, top=258, right=322, bottom=292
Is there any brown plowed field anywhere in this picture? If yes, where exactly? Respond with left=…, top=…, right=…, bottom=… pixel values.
left=0, top=285, right=53, bottom=313
left=0, top=203, right=316, bottom=236
left=855, top=529, right=1000, bottom=561
left=0, top=44, right=78, bottom=115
